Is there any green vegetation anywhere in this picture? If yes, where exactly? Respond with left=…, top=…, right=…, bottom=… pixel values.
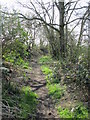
left=3, top=39, right=29, bottom=69
left=20, top=86, right=38, bottom=118
left=39, top=55, right=52, bottom=64
left=57, top=104, right=88, bottom=119
left=57, top=106, right=73, bottom=118
left=40, top=56, right=65, bottom=100
left=2, top=14, right=38, bottom=119
left=41, top=65, right=52, bottom=75
left=39, top=55, right=89, bottom=119
left=47, top=84, right=65, bottom=99
left=2, top=3, right=89, bottom=119
left=3, top=81, right=38, bottom=118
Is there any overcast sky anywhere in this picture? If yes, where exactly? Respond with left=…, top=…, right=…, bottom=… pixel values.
left=0, top=0, right=89, bottom=35
left=0, top=0, right=89, bottom=12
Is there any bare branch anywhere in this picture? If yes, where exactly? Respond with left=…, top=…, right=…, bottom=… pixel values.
left=18, top=13, right=59, bottom=32
left=67, top=0, right=79, bottom=23
left=69, top=19, right=81, bottom=35
left=77, top=9, right=89, bottom=46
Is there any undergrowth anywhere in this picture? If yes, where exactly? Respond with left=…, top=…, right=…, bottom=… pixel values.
left=41, top=65, right=52, bottom=75
left=47, top=84, right=65, bottom=99
left=39, top=55, right=89, bottom=119
left=2, top=80, right=38, bottom=118
left=57, top=104, right=88, bottom=119
left=3, top=39, right=29, bottom=69
left=40, top=56, right=65, bottom=100
left=39, top=55, right=52, bottom=64
left=20, top=86, right=38, bottom=118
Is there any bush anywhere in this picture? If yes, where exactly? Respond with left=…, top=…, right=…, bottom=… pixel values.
left=3, top=39, right=29, bottom=68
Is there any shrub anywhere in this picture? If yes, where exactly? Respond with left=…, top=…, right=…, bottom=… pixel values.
left=3, top=39, right=29, bottom=68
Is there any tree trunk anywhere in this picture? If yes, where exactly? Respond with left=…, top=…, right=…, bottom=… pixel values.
left=88, top=3, right=90, bottom=44
left=32, top=27, right=35, bottom=48
left=59, top=1, right=65, bottom=58
left=88, top=2, right=90, bottom=71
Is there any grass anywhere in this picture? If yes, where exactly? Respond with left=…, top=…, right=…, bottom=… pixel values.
left=57, top=106, right=73, bottom=118
left=22, top=63, right=29, bottom=69
left=41, top=65, right=53, bottom=84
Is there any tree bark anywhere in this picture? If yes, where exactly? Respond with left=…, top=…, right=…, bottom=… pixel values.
left=58, top=1, right=65, bottom=58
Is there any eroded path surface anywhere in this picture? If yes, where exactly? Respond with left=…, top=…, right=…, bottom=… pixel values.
left=29, top=59, right=59, bottom=119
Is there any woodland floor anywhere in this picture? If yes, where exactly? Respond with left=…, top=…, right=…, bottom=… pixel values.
left=3, top=56, right=89, bottom=119
left=22, top=58, right=88, bottom=119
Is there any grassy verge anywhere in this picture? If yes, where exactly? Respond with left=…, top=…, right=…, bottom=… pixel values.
left=3, top=80, right=38, bottom=119
left=39, top=55, right=89, bottom=119
left=19, top=86, right=38, bottom=118
left=2, top=64, right=37, bottom=119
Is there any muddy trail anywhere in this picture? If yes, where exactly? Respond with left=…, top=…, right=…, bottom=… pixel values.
left=28, top=59, right=59, bottom=119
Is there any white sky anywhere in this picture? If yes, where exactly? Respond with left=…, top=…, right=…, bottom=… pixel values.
left=0, top=0, right=89, bottom=12
left=0, top=0, right=90, bottom=36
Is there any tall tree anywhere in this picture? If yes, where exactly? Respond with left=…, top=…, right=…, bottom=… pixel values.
left=16, top=0, right=89, bottom=59
left=55, top=0, right=65, bottom=57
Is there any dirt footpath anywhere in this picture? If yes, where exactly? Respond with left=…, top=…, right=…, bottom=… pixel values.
left=29, top=59, right=59, bottom=119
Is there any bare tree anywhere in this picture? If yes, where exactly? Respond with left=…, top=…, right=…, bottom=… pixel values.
left=16, top=0, right=89, bottom=59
